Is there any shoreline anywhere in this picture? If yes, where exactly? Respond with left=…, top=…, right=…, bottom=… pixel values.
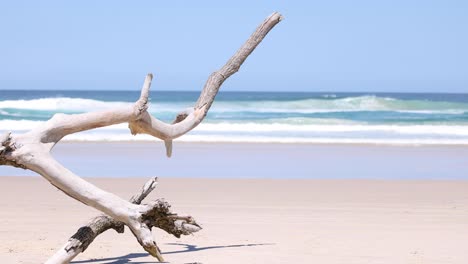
left=4, top=175, right=468, bottom=182
left=56, top=139, right=468, bottom=147
left=1, top=142, right=467, bottom=179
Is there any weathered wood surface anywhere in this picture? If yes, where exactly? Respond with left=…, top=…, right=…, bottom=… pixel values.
left=0, top=12, right=282, bottom=263
left=46, top=178, right=201, bottom=263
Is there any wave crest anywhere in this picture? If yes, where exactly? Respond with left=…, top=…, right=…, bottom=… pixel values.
left=1, top=95, right=468, bottom=115
left=0, top=97, right=132, bottom=111
left=212, top=96, right=468, bottom=114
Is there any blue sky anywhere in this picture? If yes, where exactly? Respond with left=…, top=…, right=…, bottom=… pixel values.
left=1, top=1, right=467, bottom=92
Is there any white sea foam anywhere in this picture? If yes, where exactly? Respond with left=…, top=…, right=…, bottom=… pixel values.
left=210, top=95, right=468, bottom=114
left=1, top=96, right=468, bottom=115
left=2, top=119, right=468, bottom=135
left=1, top=94, right=468, bottom=145
left=59, top=133, right=468, bottom=145
left=2, top=119, right=468, bottom=145
left=195, top=122, right=468, bottom=136
left=0, top=98, right=132, bottom=111
left=176, top=136, right=468, bottom=145
left=0, top=120, right=129, bottom=131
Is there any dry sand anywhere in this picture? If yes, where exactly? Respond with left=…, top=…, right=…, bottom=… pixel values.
left=1, top=176, right=468, bottom=263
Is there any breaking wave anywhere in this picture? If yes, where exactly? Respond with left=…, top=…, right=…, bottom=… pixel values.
left=1, top=93, right=468, bottom=145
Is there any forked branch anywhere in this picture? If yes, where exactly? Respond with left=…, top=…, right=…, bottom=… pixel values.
left=46, top=178, right=201, bottom=263
left=0, top=12, right=282, bottom=263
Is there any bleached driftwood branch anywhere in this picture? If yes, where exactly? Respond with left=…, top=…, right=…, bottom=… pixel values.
left=46, top=177, right=159, bottom=263
left=46, top=177, right=201, bottom=263
left=0, top=12, right=282, bottom=263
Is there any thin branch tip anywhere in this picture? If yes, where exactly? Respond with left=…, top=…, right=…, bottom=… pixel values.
left=164, top=140, right=173, bottom=158
left=140, top=73, right=153, bottom=97
left=272, top=11, right=283, bottom=19
left=0, top=131, right=11, bottom=144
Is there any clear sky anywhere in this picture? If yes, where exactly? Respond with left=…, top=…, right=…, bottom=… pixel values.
left=1, top=1, right=467, bottom=92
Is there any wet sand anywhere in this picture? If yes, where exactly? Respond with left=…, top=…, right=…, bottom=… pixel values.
left=2, top=142, right=468, bottom=179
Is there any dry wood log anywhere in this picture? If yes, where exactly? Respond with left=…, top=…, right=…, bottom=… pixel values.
left=46, top=177, right=201, bottom=263
left=0, top=12, right=282, bottom=263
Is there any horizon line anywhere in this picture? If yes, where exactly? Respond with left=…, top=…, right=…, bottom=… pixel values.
left=1, top=89, right=468, bottom=95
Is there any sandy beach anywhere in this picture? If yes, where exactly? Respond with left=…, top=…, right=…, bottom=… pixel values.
left=2, top=0, right=468, bottom=263
left=1, top=176, right=468, bottom=263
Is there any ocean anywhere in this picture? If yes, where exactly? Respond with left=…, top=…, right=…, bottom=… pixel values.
left=1, top=90, right=468, bottom=145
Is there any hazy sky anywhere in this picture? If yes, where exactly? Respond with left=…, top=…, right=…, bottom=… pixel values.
left=1, top=1, right=467, bottom=92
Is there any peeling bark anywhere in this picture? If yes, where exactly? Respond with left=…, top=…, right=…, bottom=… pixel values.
left=0, top=12, right=282, bottom=263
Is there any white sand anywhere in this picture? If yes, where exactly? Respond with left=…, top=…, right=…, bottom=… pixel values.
left=1, top=177, right=468, bottom=263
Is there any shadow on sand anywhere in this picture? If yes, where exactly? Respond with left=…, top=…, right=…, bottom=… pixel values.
left=71, top=242, right=274, bottom=264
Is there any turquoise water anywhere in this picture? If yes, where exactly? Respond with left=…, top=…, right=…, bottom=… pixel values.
left=1, top=90, right=468, bottom=144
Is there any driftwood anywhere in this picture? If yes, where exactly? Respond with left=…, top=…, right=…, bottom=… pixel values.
left=46, top=177, right=200, bottom=263
left=0, top=12, right=282, bottom=263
